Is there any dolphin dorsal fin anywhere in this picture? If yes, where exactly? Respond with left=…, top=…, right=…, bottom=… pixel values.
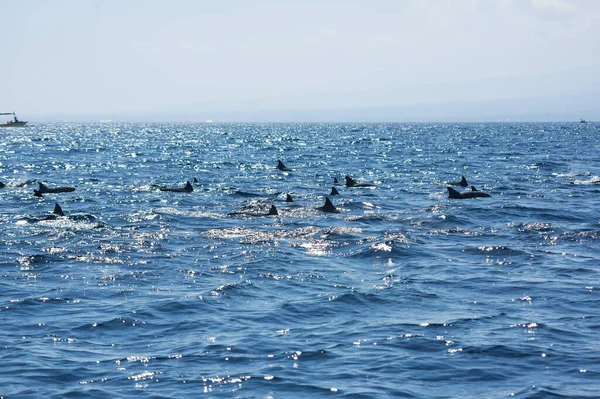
left=333, top=177, right=339, bottom=184
left=330, top=186, right=339, bottom=196
left=447, top=187, right=461, bottom=198
left=345, top=175, right=356, bottom=187
left=460, top=176, right=468, bottom=186
left=471, top=186, right=478, bottom=191
left=53, top=203, right=65, bottom=216
left=286, top=194, right=293, bottom=202
left=322, top=197, right=338, bottom=212
left=277, top=160, right=287, bottom=170
left=184, top=181, right=193, bottom=191
left=268, top=205, right=279, bottom=216
left=33, top=190, right=43, bottom=197
left=38, top=182, right=47, bottom=190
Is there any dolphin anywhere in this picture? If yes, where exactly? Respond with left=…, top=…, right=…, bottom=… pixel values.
left=53, top=203, right=65, bottom=216
left=318, top=197, right=340, bottom=213
left=333, top=177, right=339, bottom=184
left=230, top=204, right=279, bottom=216
left=159, top=181, right=193, bottom=192
left=36, top=182, right=76, bottom=194
left=286, top=194, right=294, bottom=202
left=447, top=176, right=468, bottom=187
left=267, top=205, right=279, bottom=215
left=0, top=181, right=4, bottom=188
left=276, top=160, right=292, bottom=171
left=345, top=175, right=375, bottom=187
left=330, top=186, right=340, bottom=196
left=447, top=187, right=491, bottom=199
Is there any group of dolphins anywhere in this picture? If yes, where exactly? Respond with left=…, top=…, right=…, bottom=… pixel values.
left=222, top=160, right=490, bottom=216
left=1, top=159, right=491, bottom=218
left=445, top=175, right=492, bottom=199
left=278, top=160, right=492, bottom=204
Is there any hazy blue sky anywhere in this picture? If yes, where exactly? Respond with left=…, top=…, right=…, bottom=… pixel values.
left=2, top=0, right=599, bottom=121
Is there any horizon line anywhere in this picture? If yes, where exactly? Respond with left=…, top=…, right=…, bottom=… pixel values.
left=15, top=119, right=595, bottom=124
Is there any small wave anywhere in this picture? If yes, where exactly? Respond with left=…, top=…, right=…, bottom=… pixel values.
left=469, top=245, right=523, bottom=255
left=532, top=160, right=565, bottom=170
left=428, top=226, right=479, bottom=236
left=383, top=232, right=409, bottom=243
left=320, top=226, right=364, bottom=238
left=554, top=171, right=591, bottom=178
left=17, top=254, right=64, bottom=268
left=229, top=189, right=264, bottom=197
left=34, top=215, right=106, bottom=231
left=2, top=178, right=38, bottom=187
left=156, top=207, right=224, bottom=219
left=328, top=291, right=391, bottom=306
left=204, top=225, right=322, bottom=245
left=510, top=387, right=579, bottom=399
left=75, top=254, right=127, bottom=266
left=179, top=268, right=209, bottom=278
left=7, top=296, right=77, bottom=308
left=81, top=316, right=147, bottom=331
left=567, top=230, right=599, bottom=241
left=292, top=241, right=334, bottom=256
left=348, top=212, right=390, bottom=222
left=514, top=222, right=555, bottom=233
left=461, top=344, right=533, bottom=358
left=571, top=176, right=600, bottom=185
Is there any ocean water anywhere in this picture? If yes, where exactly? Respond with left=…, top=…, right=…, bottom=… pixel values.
left=1, top=122, right=599, bottom=398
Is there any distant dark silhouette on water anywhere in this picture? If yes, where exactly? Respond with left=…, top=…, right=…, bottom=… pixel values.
left=230, top=204, right=279, bottom=216
left=447, top=176, right=468, bottom=187
left=317, top=197, right=340, bottom=213
left=53, top=203, right=65, bottom=216
left=160, top=181, right=193, bottom=192
left=345, top=175, right=375, bottom=187
left=34, top=182, right=76, bottom=197
left=447, top=186, right=491, bottom=199
left=276, top=160, right=292, bottom=171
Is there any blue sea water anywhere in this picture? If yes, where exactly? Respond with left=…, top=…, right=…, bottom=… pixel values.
left=1, top=122, right=599, bottom=398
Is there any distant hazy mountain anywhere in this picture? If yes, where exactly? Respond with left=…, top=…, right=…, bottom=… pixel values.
left=30, top=65, right=600, bottom=123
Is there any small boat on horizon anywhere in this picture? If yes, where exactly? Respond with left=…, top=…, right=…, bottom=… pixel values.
left=0, top=112, right=27, bottom=127
left=580, top=118, right=588, bottom=124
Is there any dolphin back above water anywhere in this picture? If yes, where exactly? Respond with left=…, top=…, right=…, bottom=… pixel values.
left=447, top=176, right=468, bottom=187
left=318, top=197, right=340, bottom=213
left=230, top=204, right=279, bottom=216
left=345, top=175, right=375, bottom=187
left=276, top=160, right=291, bottom=171
left=160, top=181, right=193, bottom=192
left=37, top=182, right=76, bottom=194
left=53, top=203, right=65, bottom=216
left=34, top=182, right=76, bottom=197
left=447, top=187, right=491, bottom=199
